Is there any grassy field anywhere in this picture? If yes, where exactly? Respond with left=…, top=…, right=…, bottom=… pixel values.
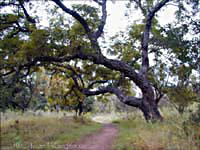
left=0, top=111, right=102, bottom=150
left=112, top=109, right=200, bottom=150
left=1, top=108, right=199, bottom=150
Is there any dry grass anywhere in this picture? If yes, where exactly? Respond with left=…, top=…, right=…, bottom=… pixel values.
left=1, top=108, right=199, bottom=150
left=112, top=108, right=200, bottom=150
left=0, top=112, right=102, bottom=149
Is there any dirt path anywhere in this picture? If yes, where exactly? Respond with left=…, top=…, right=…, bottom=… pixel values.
left=64, top=124, right=118, bottom=150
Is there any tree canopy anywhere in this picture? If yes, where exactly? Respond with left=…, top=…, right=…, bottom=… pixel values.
left=0, top=0, right=199, bottom=121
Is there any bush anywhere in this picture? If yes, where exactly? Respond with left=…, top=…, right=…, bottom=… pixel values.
left=183, top=105, right=200, bottom=146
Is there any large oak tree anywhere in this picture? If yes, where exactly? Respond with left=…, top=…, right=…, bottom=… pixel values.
left=0, top=0, right=199, bottom=121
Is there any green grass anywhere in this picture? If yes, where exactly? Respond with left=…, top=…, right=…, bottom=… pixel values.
left=112, top=109, right=200, bottom=150
left=1, top=114, right=102, bottom=150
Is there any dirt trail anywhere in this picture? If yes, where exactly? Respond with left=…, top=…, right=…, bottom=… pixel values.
left=65, top=124, right=118, bottom=150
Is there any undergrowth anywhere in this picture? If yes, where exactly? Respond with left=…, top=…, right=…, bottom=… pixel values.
left=1, top=113, right=101, bottom=149
left=112, top=108, right=200, bottom=150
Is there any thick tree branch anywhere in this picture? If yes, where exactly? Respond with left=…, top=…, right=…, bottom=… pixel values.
left=93, top=0, right=103, bottom=5
left=64, top=64, right=85, bottom=88
left=18, top=48, right=147, bottom=94
left=47, top=61, right=142, bottom=107
left=52, top=0, right=91, bottom=34
left=18, top=0, right=36, bottom=23
left=82, top=86, right=142, bottom=107
left=50, top=63, right=85, bottom=89
left=3, top=42, right=151, bottom=100
left=150, top=0, right=170, bottom=18
left=140, top=0, right=170, bottom=75
left=52, top=0, right=105, bottom=55
left=88, top=80, right=109, bottom=89
left=0, top=69, right=15, bottom=77
left=94, top=0, right=107, bottom=39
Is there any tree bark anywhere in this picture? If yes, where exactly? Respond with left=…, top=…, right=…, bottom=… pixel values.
left=75, top=101, right=83, bottom=116
left=138, top=80, right=163, bottom=122
left=140, top=98, right=163, bottom=122
left=82, top=81, right=163, bottom=122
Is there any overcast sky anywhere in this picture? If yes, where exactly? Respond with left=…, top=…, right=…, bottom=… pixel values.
left=35, top=1, right=177, bottom=37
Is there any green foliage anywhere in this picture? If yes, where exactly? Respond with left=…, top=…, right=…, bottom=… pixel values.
left=167, top=86, right=196, bottom=114
left=183, top=105, right=200, bottom=145
left=0, top=76, right=34, bottom=111
left=72, top=4, right=100, bottom=30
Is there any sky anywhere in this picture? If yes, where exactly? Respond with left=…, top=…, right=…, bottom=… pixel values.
left=35, top=1, right=177, bottom=37
left=104, top=1, right=176, bottom=35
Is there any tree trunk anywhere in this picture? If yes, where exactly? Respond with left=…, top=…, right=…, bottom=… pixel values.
left=75, top=101, right=83, bottom=116
left=139, top=85, right=163, bottom=122
left=139, top=99, right=163, bottom=122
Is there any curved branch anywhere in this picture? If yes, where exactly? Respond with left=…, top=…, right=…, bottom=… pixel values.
left=88, top=80, right=109, bottom=89
left=18, top=0, right=36, bottom=23
left=52, top=0, right=91, bottom=34
left=150, top=0, right=170, bottom=18
left=83, top=86, right=142, bottom=107
left=25, top=51, right=145, bottom=92
left=8, top=44, right=149, bottom=98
